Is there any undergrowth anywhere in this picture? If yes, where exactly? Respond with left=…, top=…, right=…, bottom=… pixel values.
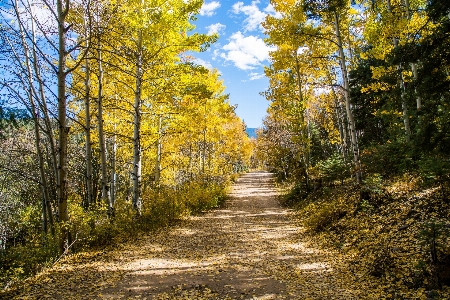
left=283, top=174, right=450, bottom=298
left=0, top=180, right=229, bottom=291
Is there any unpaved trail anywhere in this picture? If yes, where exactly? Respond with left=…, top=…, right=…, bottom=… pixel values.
left=7, top=172, right=363, bottom=299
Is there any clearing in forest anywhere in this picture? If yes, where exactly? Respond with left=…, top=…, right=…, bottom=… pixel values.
left=6, top=172, right=366, bottom=299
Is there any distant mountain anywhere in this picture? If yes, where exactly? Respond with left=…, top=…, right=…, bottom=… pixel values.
left=246, top=128, right=257, bottom=139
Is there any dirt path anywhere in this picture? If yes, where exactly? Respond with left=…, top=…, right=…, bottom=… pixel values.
left=8, top=172, right=362, bottom=299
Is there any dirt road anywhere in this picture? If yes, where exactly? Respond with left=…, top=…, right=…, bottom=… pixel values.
left=9, top=172, right=361, bottom=299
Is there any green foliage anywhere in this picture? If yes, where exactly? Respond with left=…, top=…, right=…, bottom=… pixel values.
left=0, top=106, right=30, bottom=139
left=66, top=198, right=123, bottom=249
left=358, top=199, right=374, bottom=213
left=359, top=173, right=385, bottom=210
left=0, top=178, right=230, bottom=289
left=361, top=142, right=414, bottom=176
left=314, top=154, right=350, bottom=184
left=418, top=156, right=450, bottom=183
left=418, top=220, right=450, bottom=257
left=0, top=233, right=59, bottom=288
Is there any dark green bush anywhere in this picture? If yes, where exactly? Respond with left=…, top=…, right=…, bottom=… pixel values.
left=361, top=142, right=414, bottom=176
left=316, top=154, right=351, bottom=184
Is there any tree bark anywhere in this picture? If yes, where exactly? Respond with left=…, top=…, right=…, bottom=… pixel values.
left=132, top=12, right=143, bottom=213
left=110, top=129, right=117, bottom=212
left=404, top=0, right=421, bottom=111
left=155, top=114, right=162, bottom=186
left=84, top=22, right=94, bottom=208
left=97, top=35, right=110, bottom=209
left=14, top=0, right=54, bottom=235
left=57, top=0, right=71, bottom=253
left=386, top=0, right=411, bottom=142
left=29, top=4, right=58, bottom=221
left=294, top=55, right=310, bottom=188
left=333, top=11, right=362, bottom=184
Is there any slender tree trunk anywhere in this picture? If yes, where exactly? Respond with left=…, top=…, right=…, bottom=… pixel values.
left=294, top=55, right=310, bottom=188
left=334, top=94, right=347, bottom=158
left=411, top=63, right=421, bottom=110
left=328, top=67, right=348, bottom=158
left=110, top=130, right=117, bottom=211
left=97, top=36, right=109, bottom=208
left=110, top=96, right=118, bottom=209
left=30, top=7, right=58, bottom=219
left=386, top=0, right=411, bottom=142
left=188, top=141, right=192, bottom=179
left=84, top=26, right=94, bottom=208
left=399, top=70, right=411, bottom=141
left=155, top=114, right=162, bottom=186
left=341, top=100, right=350, bottom=157
left=30, top=79, right=51, bottom=236
left=202, top=130, right=206, bottom=174
left=202, top=101, right=207, bottom=175
left=333, top=11, right=361, bottom=184
left=32, top=112, right=53, bottom=235
left=57, top=0, right=71, bottom=253
left=202, top=128, right=206, bottom=175
left=132, top=16, right=143, bottom=213
left=15, top=0, right=53, bottom=235
left=404, top=0, right=421, bottom=111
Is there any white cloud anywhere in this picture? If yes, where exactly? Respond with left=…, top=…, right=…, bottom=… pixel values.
left=194, top=58, right=213, bottom=70
left=212, top=49, right=221, bottom=60
left=232, top=1, right=266, bottom=32
left=249, top=72, right=265, bottom=80
left=206, top=23, right=226, bottom=35
left=220, top=31, right=275, bottom=70
left=231, top=1, right=282, bottom=32
left=200, top=1, right=221, bottom=17
left=263, top=3, right=282, bottom=19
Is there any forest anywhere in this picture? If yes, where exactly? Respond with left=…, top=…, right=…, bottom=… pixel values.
left=0, top=0, right=449, bottom=298
left=255, top=0, right=450, bottom=296
left=0, top=0, right=252, bottom=289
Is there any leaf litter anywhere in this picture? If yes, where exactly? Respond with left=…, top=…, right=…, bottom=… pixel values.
left=3, top=171, right=440, bottom=299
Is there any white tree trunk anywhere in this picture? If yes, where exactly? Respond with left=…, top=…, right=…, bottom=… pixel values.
left=57, top=0, right=71, bottom=253
left=294, top=55, right=310, bottom=188
left=404, top=0, right=421, bottom=111
left=132, top=25, right=143, bottom=213
left=386, top=0, right=411, bottom=142
left=29, top=4, right=58, bottom=210
left=84, top=22, right=94, bottom=207
left=333, top=11, right=361, bottom=184
left=155, top=114, right=162, bottom=186
left=97, top=37, right=109, bottom=208
left=14, top=0, right=54, bottom=234
left=110, top=130, right=117, bottom=211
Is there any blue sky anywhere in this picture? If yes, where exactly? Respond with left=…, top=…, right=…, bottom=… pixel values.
left=0, top=0, right=276, bottom=128
left=190, top=0, right=281, bottom=128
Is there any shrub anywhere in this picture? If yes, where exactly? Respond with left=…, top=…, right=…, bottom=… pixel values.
left=313, top=154, right=351, bottom=184
left=0, top=177, right=231, bottom=289
left=418, top=156, right=450, bottom=183
left=361, top=141, right=414, bottom=176
left=304, top=199, right=348, bottom=232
